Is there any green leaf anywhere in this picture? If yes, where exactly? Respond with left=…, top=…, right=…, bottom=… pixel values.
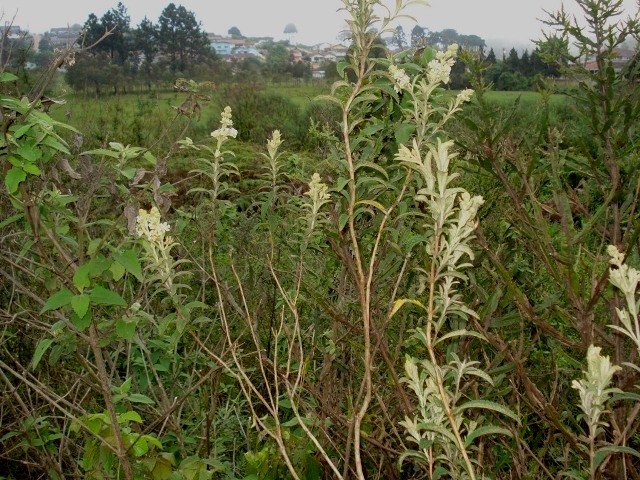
left=131, top=436, right=149, bottom=457
left=594, top=445, right=640, bottom=470
left=128, top=393, right=155, bottom=404
left=113, top=250, right=143, bottom=282
left=16, top=144, right=42, bottom=163
left=0, top=213, right=24, bottom=229
left=0, top=72, right=18, bottom=82
left=71, top=294, right=90, bottom=319
left=73, top=263, right=92, bottom=292
left=390, top=298, right=427, bottom=318
left=143, top=151, right=157, bottom=166
left=434, top=329, right=487, bottom=346
left=456, top=400, right=520, bottom=423
left=355, top=199, right=387, bottom=214
left=32, top=338, right=54, bottom=370
left=71, top=312, right=92, bottom=331
left=41, top=288, right=73, bottom=313
left=22, top=163, right=42, bottom=175
left=5, top=167, right=26, bottom=194
left=118, top=411, right=143, bottom=423
left=394, top=123, right=416, bottom=145
left=464, top=425, right=513, bottom=447
left=110, top=261, right=126, bottom=281
left=116, top=317, right=137, bottom=341
left=120, top=377, right=132, bottom=394
left=337, top=61, right=349, bottom=78
left=81, top=148, right=121, bottom=158
left=121, top=167, right=137, bottom=179
left=90, top=286, right=126, bottom=307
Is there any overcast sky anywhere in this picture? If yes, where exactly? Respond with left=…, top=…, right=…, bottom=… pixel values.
left=2, top=0, right=639, bottom=48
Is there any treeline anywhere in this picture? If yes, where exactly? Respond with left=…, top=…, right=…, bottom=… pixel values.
left=394, top=25, right=562, bottom=91
left=31, top=2, right=316, bottom=95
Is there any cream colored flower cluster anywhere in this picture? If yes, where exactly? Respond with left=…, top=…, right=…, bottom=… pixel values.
left=456, top=88, right=474, bottom=103
left=267, top=130, right=283, bottom=158
left=211, top=106, right=238, bottom=140
left=135, top=207, right=171, bottom=244
left=305, top=173, right=330, bottom=204
left=608, top=245, right=639, bottom=296
left=427, top=43, right=458, bottom=85
left=389, top=64, right=411, bottom=93
left=571, top=345, right=621, bottom=432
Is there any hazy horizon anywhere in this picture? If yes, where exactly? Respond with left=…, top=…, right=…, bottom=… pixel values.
left=3, top=0, right=639, bottom=50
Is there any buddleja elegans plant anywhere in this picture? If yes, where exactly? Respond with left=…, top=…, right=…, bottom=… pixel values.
left=387, top=38, right=518, bottom=480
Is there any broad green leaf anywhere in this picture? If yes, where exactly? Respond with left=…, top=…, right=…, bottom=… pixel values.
left=5, top=167, right=26, bottom=194
left=464, top=425, right=513, bottom=447
left=16, top=144, right=42, bottom=163
left=109, top=261, right=125, bottom=281
left=116, top=317, right=137, bottom=341
left=32, top=338, right=54, bottom=370
left=594, top=445, right=640, bottom=470
left=434, top=329, right=487, bottom=346
left=71, top=312, right=92, bottom=331
left=41, top=136, right=70, bottom=155
left=81, top=148, right=121, bottom=158
left=90, top=286, right=126, bottom=307
left=118, top=411, right=143, bottom=423
left=456, top=399, right=520, bottom=423
left=113, top=250, right=143, bottom=282
left=121, top=167, right=137, bottom=179
left=395, top=123, right=416, bottom=145
left=22, top=163, right=42, bottom=175
left=71, top=294, right=90, bottom=319
left=355, top=199, right=387, bottom=214
left=73, top=263, right=92, bottom=291
left=131, top=436, right=149, bottom=457
left=120, top=377, right=132, bottom=394
left=143, top=151, right=157, bottom=166
left=41, top=288, right=73, bottom=313
left=128, top=393, right=155, bottom=404
left=0, top=72, right=18, bottom=82
left=0, top=213, right=24, bottom=229
left=336, top=61, right=349, bottom=78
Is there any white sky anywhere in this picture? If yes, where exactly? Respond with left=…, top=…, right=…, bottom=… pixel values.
left=2, top=0, right=639, bottom=47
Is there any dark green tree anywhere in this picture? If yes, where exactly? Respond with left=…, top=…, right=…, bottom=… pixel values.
left=392, top=25, right=407, bottom=50
left=410, top=25, right=426, bottom=49
left=486, top=47, right=497, bottom=64
left=133, top=17, right=159, bottom=89
left=158, top=3, right=210, bottom=71
left=519, top=49, right=531, bottom=75
left=505, top=47, right=519, bottom=71
left=265, top=42, right=291, bottom=79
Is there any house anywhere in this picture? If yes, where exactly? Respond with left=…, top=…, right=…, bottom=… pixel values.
left=48, top=26, right=82, bottom=47
left=1, top=24, right=22, bottom=39
left=584, top=47, right=636, bottom=73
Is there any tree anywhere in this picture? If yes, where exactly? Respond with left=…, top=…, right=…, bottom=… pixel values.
left=392, top=25, right=407, bottom=50
left=133, top=17, right=159, bottom=89
left=134, top=17, right=159, bottom=66
left=158, top=3, right=210, bottom=71
left=438, top=28, right=459, bottom=48
left=519, top=49, right=531, bottom=76
left=410, top=25, right=426, bottom=49
left=265, top=42, right=291, bottom=79
left=506, top=47, right=519, bottom=71
left=486, top=47, right=497, bottom=64
left=96, top=2, right=131, bottom=62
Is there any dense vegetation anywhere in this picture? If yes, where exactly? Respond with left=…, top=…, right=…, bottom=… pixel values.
left=1, top=0, right=640, bottom=479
